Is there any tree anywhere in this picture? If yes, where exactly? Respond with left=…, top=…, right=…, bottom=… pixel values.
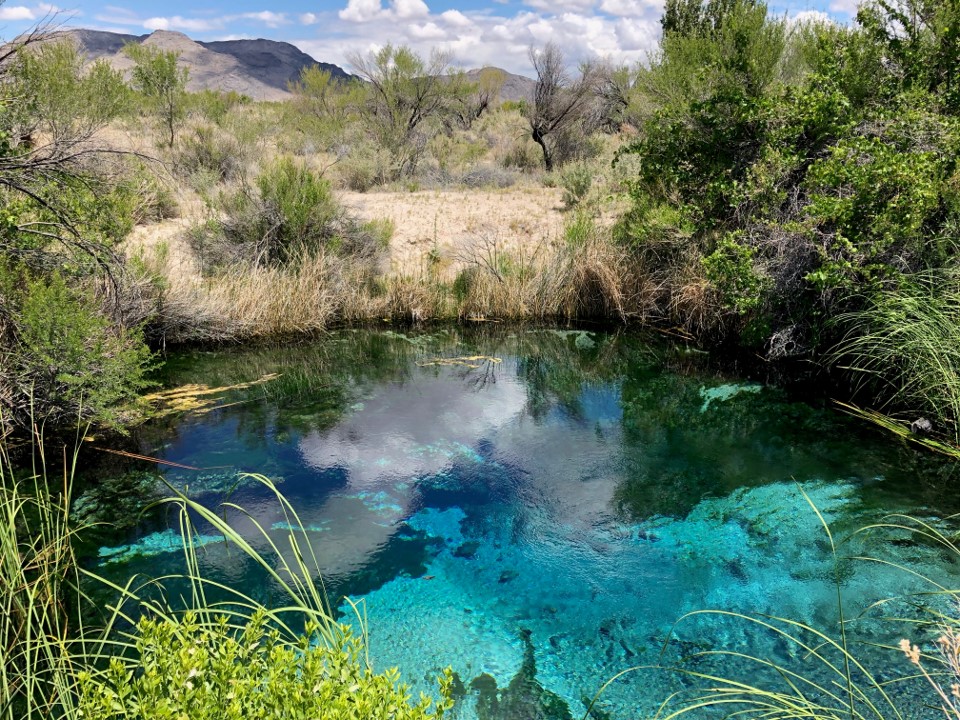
left=0, top=29, right=153, bottom=434
left=124, top=43, right=189, bottom=147
left=289, top=64, right=364, bottom=146
left=451, top=67, right=505, bottom=130
left=525, top=43, right=601, bottom=171
left=857, top=0, right=960, bottom=112
left=348, top=44, right=468, bottom=178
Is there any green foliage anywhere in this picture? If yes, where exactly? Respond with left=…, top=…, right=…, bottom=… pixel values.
left=702, top=234, right=767, bottom=312
left=349, top=44, right=470, bottom=179
left=254, top=157, right=341, bottom=263
left=618, top=0, right=960, bottom=370
left=857, top=0, right=960, bottom=112
left=176, top=123, right=243, bottom=183
left=834, top=267, right=960, bottom=443
left=7, top=271, right=153, bottom=428
left=560, top=163, right=593, bottom=209
left=124, top=43, right=189, bottom=147
left=188, top=89, right=250, bottom=125
left=804, top=120, right=958, bottom=290
left=78, top=612, right=453, bottom=720
left=10, top=39, right=129, bottom=141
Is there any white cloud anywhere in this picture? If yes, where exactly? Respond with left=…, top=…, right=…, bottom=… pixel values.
left=300, top=12, right=319, bottom=24
left=525, top=0, right=596, bottom=10
left=440, top=9, right=471, bottom=26
left=393, top=0, right=430, bottom=18
left=790, top=9, right=833, bottom=23
left=240, top=11, right=290, bottom=28
left=828, top=0, right=859, bottom=13
left=409, top=20, right=446, bottom=39
left=0, top=6, right=36, bottom=20
left=301, top=1, right=664, bottom=75
left=143, top=15, right=223, bottom=32
left=600, top=0, right=660, bottom=15
left=340, top=0, right=386, bottom=22
left=338, top=0, right=431, bottom=23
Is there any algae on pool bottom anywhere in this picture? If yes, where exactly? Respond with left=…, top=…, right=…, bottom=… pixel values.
left=84, top=328, right=960, bottom=720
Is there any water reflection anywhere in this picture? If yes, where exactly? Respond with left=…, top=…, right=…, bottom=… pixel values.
left=84, top=327, right=960, bottom=720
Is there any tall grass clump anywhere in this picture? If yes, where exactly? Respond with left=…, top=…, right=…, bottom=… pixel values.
left=1, top=437, right=87, bottom=720
left=1, top=432, right=453, bottom=720
left=834, top=268, right=960, bottom=444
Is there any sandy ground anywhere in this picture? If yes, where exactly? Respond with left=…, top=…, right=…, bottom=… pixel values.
left=126, top=186, right=570, bottom=279
left=341, top=187, right=567, bottom=274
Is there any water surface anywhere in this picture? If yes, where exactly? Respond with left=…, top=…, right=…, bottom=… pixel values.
left=82, top=328, right=960, bottom=719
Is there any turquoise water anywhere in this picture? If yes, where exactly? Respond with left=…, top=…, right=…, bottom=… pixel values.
left=82, top=328, right=960, bottom=719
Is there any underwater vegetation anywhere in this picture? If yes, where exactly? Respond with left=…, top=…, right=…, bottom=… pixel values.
left=82, top=328, right=960, bottom=720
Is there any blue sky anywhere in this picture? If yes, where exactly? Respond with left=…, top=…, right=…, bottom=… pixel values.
left=0, top=0, right=854, bottom=74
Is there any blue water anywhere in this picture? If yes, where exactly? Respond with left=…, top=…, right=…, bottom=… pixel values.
left=82, top=328, right=960, bottom=719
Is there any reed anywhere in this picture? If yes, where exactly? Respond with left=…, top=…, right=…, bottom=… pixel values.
left=833, top=268, right=960, bottom=444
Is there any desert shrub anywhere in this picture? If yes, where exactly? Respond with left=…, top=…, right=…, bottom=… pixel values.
left=189, top=88, right=250, bottom=125
left=459, top=165, right=517, bottom=189
left=125, top=43, right=189, bottom=148
left=336, top=147, right=389, bottom=192
left=175, top=123, right=244, bottom=183
left=499, top=135, right=542, bottom=171
left=216, top=157, right=343, bottom=266
left=349, top=45, right=471, bottom=179
left=560, top=163, right=593, bottom=209
left=120, top=163, right=179, bottom=223
left=190, top=157, right=389, bottom=278
left=1, top=270, right=153, bottom=429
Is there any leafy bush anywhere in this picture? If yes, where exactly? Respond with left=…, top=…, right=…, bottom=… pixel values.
left=702, top=234, right=767, bottom=313
left=79, top=612, right=454, bottom=720
left=216, top=157, right=342, bottom=266
left=3, top=271, right=153, bottom=429
left=175, top=123, right=244, bottom=183
left=560, top=163, right=593, bottom=209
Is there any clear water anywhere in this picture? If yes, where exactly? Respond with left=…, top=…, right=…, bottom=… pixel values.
left=81, top=327, right=960, bottom=719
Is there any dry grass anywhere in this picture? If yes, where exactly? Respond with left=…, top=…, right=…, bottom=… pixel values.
left=108, top=102, right=673, bottom=339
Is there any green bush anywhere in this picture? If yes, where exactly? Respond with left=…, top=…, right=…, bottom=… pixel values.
left=560, top=164, right=593, bottom=209
left=5, top=271, right=153, bottom=429
left=702, top=234, right=767, bottom=313
left=79, top=611, right=454, bottom=720
left=176, top=124, right=244, bottom=183
left=213, top=157, right=342, bottom=266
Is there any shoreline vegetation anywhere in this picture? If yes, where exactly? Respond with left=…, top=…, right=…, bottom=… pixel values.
left=0, top=0, right=957, bottom=450
left=4, top=0, right=960, bottom=716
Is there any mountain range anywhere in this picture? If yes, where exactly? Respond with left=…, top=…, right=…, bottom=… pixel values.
left=67, top=29, right=535, bottom=104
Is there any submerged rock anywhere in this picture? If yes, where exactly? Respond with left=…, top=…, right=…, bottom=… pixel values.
left=472, top=629, right=573, bottom=720
left=698, top=382, right=763, bottom=412
left=454, top=540, right=482, bottom=559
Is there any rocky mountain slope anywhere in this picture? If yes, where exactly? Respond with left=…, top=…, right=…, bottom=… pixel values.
left=68, top=29, right=536, bottom=105
left=68, top=29, right=352, bottom=101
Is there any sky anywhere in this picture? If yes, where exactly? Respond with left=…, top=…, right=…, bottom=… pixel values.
left=0, top=0, right=855, bottom=75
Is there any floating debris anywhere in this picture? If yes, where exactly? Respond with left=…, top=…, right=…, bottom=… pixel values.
left=142, top=373, right=281, bottom=418
left=417, top=356, right=502, bottom=369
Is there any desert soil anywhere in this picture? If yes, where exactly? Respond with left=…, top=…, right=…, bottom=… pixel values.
left=340, top=187, right=567, bottom=274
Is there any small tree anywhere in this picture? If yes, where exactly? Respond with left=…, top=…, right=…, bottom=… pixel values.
left=348, top=44, right=468, bottom=178
left=124, top=43, right=188, bottom=147
left=526, top=43, right=601, bottom=171
left=289, top=64, right=364, bottom=146
left=452, top=67, right=505, bottom=130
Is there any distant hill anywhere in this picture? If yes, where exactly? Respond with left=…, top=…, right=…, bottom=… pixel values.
left=464, top=67, right=535, bottom=105
left=67, top=29, right=353, bottom=101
